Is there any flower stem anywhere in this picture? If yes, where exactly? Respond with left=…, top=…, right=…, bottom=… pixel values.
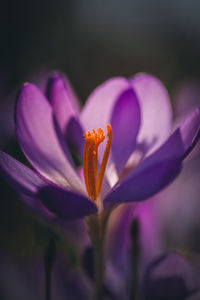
left=94, top=228, right=104, bottom=300
left=44, top=239, right=56, bottom=300
left=130, top=218, right=140, bottom=300
left=85, top=214, right=105, bottom=300
left=85, top=206, right=114, bottom=299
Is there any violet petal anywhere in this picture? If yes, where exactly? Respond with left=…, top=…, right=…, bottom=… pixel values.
left=148, top=106, right=200, bottom=162
left=111, top=88, right=141, bottom=174
left=80, top=77, right=130, bottom=132
left=38, top=185, right=97, bottom=220
left=142, top=253, right=199, bottom=300
left=104, top=157, right=182, bottom=205
left=130, top=73, right=172, bottom=155
left=104, top=106, right=200, bottom=205
left=66, top=117, right=84, bottom=158
left=15, top=83, right=84, bottom=192
left=80, top=77, right=133, bottom=169
left=46, top=74, right=82, bottom=134
left=0, top=151, right=96, bottom=220
left=0, top=150, right=45, bottom=197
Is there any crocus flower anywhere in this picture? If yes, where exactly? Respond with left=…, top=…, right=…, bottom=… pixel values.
left=0, top=73, right=200, bottom=221
left=104, top=80, right=200, bottom=297
left=105, top=199, right=162, bottom=276
left=142, top=253, right=200, bottom=300
left=105, top=211, right=200, bottom=299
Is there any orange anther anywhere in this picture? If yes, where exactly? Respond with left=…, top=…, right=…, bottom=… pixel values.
left=96, top=124, right=113, bottom=196
left=83, top=124, right=112, bottom=201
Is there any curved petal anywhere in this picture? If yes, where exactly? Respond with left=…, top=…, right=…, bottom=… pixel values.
left=104, top=157, right=182, bottom=205
left=104, top=106, right=200, bottom=205
left=130, top=73, right=173, bottom=155
left=80, top=77, right=130, bottom=132
left=0, top=151, right=96, bottom=220
left=174, top=80, right=200, bottom=122
left=149, top=106, right=200, bottom=162
left=179, top=106, right=200, bottom=160
left=66, top=117, right=84, bottom=158
left=0, top=152, right=57, bottom=219
left=15, top=83, right=84, bottom=192
left=110, top=88, right=141, bottom=174
left=0, top=150, right=45, bottom=196
left=38, top=185, right=97, bottom=220
left=143, top=253, right=199, bottom=300
left=46, top=74, right=81, bottom=133
left=46, top=74, right=84, bottom=156
left=106, top=200, right=161, bottom=274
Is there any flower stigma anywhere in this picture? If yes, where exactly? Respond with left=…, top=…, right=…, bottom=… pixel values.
left=83, top=124, right=113, bottom=202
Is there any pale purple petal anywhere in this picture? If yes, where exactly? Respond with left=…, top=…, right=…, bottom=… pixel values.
left=0, top=150, right=45, bottom=196
left=106, top=200, right=162, bottom=274
left=0, top=150, right=58, bottom=219
left=16, top=83, right=84, bottom=192
left=130, top=73, right=172, bottom=155
left=47, top=74, right=84, bottom=157
left=110, top=88, right=141, bottom=174
left=0, top=151, right=96, bottom=220
left=47, top=74, right=81, bottom=133
left=80, top=77, right=137, bottom=178
left=80, top=77, right=130, bottom=132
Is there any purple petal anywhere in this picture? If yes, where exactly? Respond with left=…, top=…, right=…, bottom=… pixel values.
left=66, top=117, right=84, bottom=157
left=0, top=150, right=45, bottom=196
left=104, top=157, right=182, bottom=205
left=150, top=106, right=200, bottom=162
left=179, top=106, right=200, bottom=159
left=174, top=80, right=200, bottom=122
left=104, top=106, right=200, bottom=205
left=106, top=200, right=162, bottom=274
left=80, top=77, right=130, bottom=132
left=111, top=88, right=141, bottom=174
left=0, top=152, right=57, bottom=219
left=46, top=74, right=81, bottom=133
left=46, top=74, right=84, bottom=157
left=0, top=151, right=96, bottom=220
left=38, top=185, right=97, bottom=220
left=130, top=74, right=172, bottom=155
left=143, top=253, right=199, bottom=299
left=16, top=83, right=84, bottom=191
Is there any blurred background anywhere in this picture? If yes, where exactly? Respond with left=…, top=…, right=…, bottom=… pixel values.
left=1, top=0, right=200, bottom=299
left=1, top=0, right=200, bottom=96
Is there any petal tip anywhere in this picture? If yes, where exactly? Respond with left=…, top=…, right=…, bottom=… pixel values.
left=18, top=82, right=38, bottom=98
left=46, top=73, right=66, bottom=99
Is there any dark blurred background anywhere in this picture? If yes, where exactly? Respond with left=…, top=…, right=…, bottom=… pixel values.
left=1, top=0, right=200, bottom=298
left=1, top=0, right=200, bottom=97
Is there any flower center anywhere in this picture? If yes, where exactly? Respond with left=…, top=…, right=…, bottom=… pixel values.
left=83, top=124, right=113, bottom=201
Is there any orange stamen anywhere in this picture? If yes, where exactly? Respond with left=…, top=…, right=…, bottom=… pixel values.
left=96, top=124, right=113, bottom=196
left=83, top=124, right=112, bottom=201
